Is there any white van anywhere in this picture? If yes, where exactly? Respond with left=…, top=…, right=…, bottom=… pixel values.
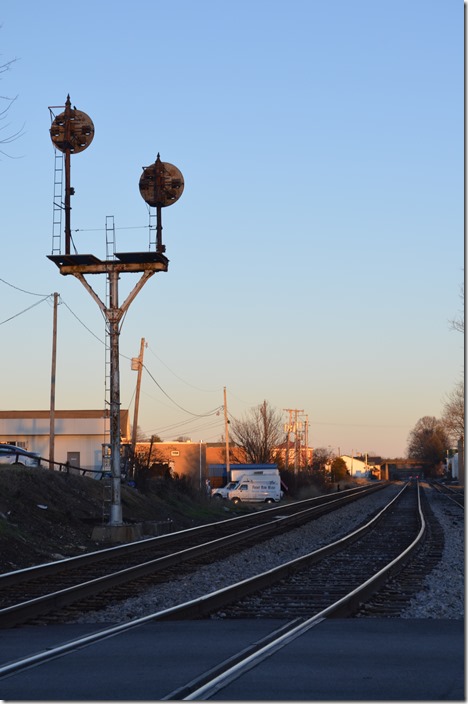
left=228, top=477, right=283, bottom=504
left=211, top=480, right=239, bottom=500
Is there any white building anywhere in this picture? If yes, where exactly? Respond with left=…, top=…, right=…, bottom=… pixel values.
left=448, top=453, right=459, bottom=480
left=0, top=410, right=130, bottom=475
left=340, top=455, right=381, bottom=478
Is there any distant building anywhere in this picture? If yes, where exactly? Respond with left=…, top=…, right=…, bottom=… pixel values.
left=0, top=409, right=130, bottom=475
left=134, top=441, right=249, bottom=488
left=340, top=455, right=381, bottom=479
left=135, top=440, right=206, bottom=486
left=205, top=442, right=248, bottom=466
left=447, top=453, right=460, bottom=480
left=273, top=442, right=313, bottom=470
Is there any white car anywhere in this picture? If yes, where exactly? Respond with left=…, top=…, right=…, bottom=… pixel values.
left=0, top=444, right=41, bottom=467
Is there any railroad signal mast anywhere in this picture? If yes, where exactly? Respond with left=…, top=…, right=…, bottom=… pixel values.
left=47, top=96, right=184, bottom=526
left=49, top=96, right=94, bottom=256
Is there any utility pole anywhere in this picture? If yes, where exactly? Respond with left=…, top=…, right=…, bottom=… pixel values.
left=284, top=409, right=291, bottom=472
left=284, top=409, right=294, bottom=472
left=303, top=413, right=309, bottom=469
left=131, top=337, right=146, bottom=455
left=49, top=292, right=59, bottom=469
left=223, top=387, right=230, bottom=480
left=284, top=408, right=303, bottom=474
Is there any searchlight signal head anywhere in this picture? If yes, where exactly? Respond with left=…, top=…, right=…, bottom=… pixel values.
left=139, top=153, right=184, bottom=207
left=50, top=95, right=94, bottom=154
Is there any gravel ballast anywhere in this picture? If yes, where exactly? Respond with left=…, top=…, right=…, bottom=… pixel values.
left=399, top=483, right=464, bottom=619
left=74, top=483, right=464, bottom=623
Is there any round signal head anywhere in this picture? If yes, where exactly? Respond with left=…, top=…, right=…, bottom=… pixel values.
left=50, top=108, right=94, bottom=154
left=139, top=156, right=184, bottom=207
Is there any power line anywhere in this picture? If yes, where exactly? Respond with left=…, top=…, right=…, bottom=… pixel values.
left=0, top=295, right=52, bottom=325
left=71, top=225, right=148, bottom=233
left=225, top=389, right=257, bottom=406
left=143, top=364, right=222, bottom=418
left=0, top=277, right=51, bottom=297
left=60, top=299, right=132, bottom=361
left=144, top=414, right=223, bottom=436
left=312, top=421, right=409, bottom=429
left=60, top=299, right=106, bottom=346
left=146, top=345, right=219, bottom=393
left=141, top=418, right=224, bottom=440
left=0, top=278, right=223, bottom=424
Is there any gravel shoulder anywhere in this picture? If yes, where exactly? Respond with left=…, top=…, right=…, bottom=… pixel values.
left=74, top=482, right=464, bottom=624
left=399, top=482, right=464, bottom=618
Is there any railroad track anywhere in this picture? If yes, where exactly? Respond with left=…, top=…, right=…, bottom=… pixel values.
left=428, top=480, right=464, bottom=508
left=0, top=483, right=385, bottom=627
left=353, top=483, right=445, bottom=616
left=0, top=481, right=430, bottom=699
left=155, top=480, right=423, bottom=623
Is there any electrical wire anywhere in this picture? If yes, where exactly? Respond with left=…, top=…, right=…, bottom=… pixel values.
left=60, top=299, right=105, bottom=347
left=146, top=345, right=220, bottom=393
left=143, top=415, right=223, bottom=436
left=226, top=388, right=257, bottom=406
left=141, top=418, right=224, bottom=441
left=0, top=279, right=223, bottom=424
left=0, top=295, right=52, bottom=325
left=0, top=277, right=51, bottom=297
left=143, top=364, right=223, bottom=418
left=71, top=226, right=148, bottom=233
left=312, top=420, right=409, bottom=429
left=60, top=299, right=132, bottom=362
left=58, top=300, right=222, bottom=424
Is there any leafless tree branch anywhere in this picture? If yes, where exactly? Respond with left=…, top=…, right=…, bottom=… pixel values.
left=0, top=52, right=24, bottom=158
left=229, top=400, right=284, bottom=464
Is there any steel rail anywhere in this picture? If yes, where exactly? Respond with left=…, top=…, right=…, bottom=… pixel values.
left=428, top=480, right=464, bottom=509
left=0, top=482, right=420, bottom=684
left=0, top=483, right=383, bottom=587
left=167, top=482, right=427, bottom=700
left=152, top=482, right=413, bottom=621
left=0, top=484, right=385, bottom=627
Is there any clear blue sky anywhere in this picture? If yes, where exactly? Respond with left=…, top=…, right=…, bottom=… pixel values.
left=0, top=0, right=463, bottom=458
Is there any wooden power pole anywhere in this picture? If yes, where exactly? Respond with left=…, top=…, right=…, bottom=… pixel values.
left=131, top=338, right=146, bottom=454
left=223, top=387, right=230, bottom=480
left=49, top=292, right=59, bottom=469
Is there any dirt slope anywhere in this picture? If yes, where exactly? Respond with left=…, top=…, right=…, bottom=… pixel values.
left=0, top=466, right=229, bottom=573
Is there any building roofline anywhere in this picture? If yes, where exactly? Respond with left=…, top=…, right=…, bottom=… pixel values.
left=0, top=410, right=128, bottom=420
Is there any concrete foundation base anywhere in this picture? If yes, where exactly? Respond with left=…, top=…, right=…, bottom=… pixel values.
left=91, top=523, right=142, bottom=543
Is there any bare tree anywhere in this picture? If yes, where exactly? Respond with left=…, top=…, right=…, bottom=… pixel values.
left=229, top=400, right=284, bottom=464
left=311, top=446, right=334, bottom=472
left=449, top=281, right=464, bottom=334
left=441, top=379, right=464, bottom=445
left=130, top=425, right=161, bottom=443
left=0, top=51, right=24, bottom=158
left=407, top=416, right=450, bottom=469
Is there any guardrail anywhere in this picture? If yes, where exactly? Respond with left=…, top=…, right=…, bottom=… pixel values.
left=8, top=454, right=108, bottom=479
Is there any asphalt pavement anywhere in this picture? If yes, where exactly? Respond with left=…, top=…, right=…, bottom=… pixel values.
left=0, top=618, right=464, bottom=701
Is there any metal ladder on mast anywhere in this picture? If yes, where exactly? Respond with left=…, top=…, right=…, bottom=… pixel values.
left=103, top=216, right=116, bottom=449
left=51, top=150, right=64, bottom=255
left=148, top=206, right=156, bottom=250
